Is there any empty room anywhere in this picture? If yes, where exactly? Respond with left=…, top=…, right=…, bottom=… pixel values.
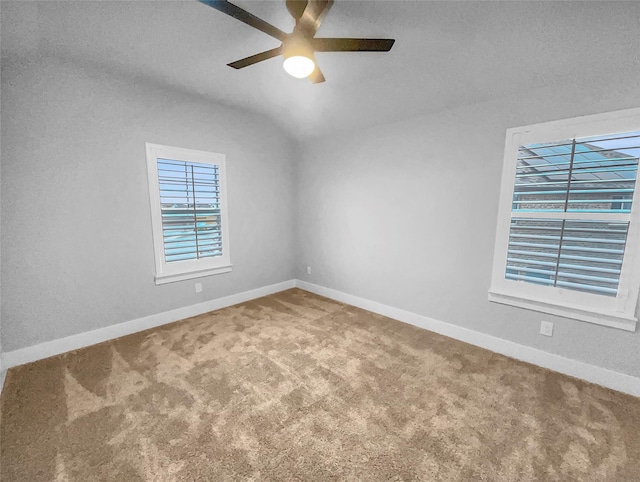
left=1, top=0, right=639, bottom=480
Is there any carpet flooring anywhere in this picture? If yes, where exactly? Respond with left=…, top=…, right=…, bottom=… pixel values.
left=1, top=288, right=639, bottom=481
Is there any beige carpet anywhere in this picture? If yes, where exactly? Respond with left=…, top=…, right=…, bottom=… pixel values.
left=1, top=288, right=639, bottom=481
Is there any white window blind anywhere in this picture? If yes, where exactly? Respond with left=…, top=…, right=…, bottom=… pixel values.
left=506, top=131, right=638, bottom=296
left=146, top=143, right=231, bottom=285
left=158, top=159, right=223, bottom=263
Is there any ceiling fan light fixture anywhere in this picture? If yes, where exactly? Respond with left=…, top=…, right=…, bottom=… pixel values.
left=202, top=0, right=396, bottom=84
left=282, top=34, right=316, bottom=79
left=283, top=55, right=316, bottom=78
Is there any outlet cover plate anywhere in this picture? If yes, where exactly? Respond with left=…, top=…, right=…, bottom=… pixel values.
left=540, top=320, right=554, bottom=337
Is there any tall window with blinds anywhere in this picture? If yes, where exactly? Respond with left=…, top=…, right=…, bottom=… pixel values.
left=146, top=144, right=231, bottom=284
left=489, top=109, right=640, bottom=331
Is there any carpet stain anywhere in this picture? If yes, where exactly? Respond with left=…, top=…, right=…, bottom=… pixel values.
left=1, top=288, right=639, bottom=481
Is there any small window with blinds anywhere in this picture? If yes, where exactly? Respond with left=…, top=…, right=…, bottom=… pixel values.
left=146, top=143, right=231, bottom=284
left=158, top=159, right=222, bottom=263
left=489, top=109, right=640, bottom=331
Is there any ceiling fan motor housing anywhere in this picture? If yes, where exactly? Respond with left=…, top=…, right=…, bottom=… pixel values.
left=283, top=33, right=314, bottom=61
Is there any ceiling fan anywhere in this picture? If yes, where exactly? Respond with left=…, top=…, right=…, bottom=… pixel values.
left=199, top=0, right=395, bottom=83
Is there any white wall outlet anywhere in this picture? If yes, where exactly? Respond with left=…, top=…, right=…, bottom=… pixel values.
left=195, top=282, right=202, bottom=293
left=540, top=320, right=554, bottom=337
left=306, top=266, right=312, bottom=275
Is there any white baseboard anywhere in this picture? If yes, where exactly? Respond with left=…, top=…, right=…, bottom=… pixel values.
left=2, top=278, right=638, bottom=399
left=0, top=369, right=6, bottom=397
left=0, top=280, right=296, bottom=372
left=295, top=280, right=640, bottom=398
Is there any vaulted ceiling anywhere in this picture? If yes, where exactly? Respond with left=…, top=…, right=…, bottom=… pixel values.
left=2, top=1, right=639, bottom=140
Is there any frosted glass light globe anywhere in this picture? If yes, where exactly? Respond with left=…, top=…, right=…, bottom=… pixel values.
left=283, top=55, right=315, bottom=78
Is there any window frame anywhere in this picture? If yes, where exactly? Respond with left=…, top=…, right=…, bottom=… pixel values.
left=145, top=143, right=232, bottom=285
left=489, top=108, right=640, bottom=331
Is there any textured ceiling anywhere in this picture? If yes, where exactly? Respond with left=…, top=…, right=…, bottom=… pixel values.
left=2, top=1, right=639, bottom=140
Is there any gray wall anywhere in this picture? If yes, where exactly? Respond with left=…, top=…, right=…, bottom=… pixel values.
left=1, top=55, right=297, bottom=352
left=295, top=76, right=640, bottom=378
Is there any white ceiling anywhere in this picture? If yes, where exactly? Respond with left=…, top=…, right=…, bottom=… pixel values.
left=2, top=1, right=639, bottom=140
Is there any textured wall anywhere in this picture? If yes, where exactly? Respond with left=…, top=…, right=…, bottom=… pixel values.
left=1, top=56, right=297, bottom=352
left=295, top=77, right=640, bottom=378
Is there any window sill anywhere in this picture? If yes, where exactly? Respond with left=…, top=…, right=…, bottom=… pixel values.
left=488, top=290, right=637, bottom=332
left=155, top=265, right=232, bottom=285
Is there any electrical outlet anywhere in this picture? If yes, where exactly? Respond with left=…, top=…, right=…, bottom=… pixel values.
left=306, top=266, right=312, bottom=275
left=195, top=282, right=202, bottom=293
left=540, top=320, right=554, bottom=337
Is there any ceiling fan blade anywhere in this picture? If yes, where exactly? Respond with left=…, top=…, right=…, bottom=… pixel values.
left=199, top=0, right=287, bottom=42
left=286, top=0, right=308, bottom=22
left=228, top=47, right=283, bottom=69
left=312, top=38, right=395, bottom=52
left=297, top=0, right=334, bottom=36
left=308, top=63, right=326, bottom=84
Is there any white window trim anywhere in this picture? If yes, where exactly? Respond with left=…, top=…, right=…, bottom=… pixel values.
left=489, top=108, right=640, bottom=332
left=145, top=143, right=232, bottom=285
